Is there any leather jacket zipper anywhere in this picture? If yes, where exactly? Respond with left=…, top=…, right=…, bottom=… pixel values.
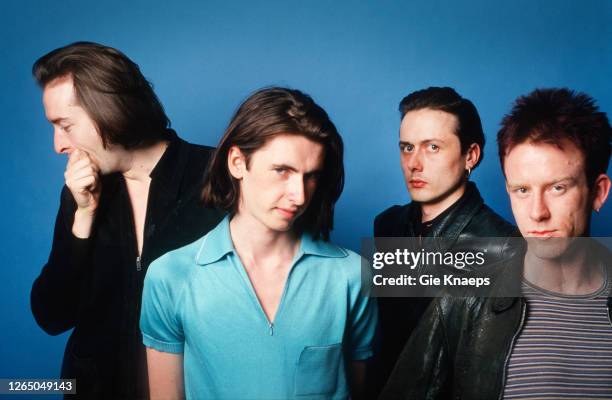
left=498, top=300, right=526, bottom=400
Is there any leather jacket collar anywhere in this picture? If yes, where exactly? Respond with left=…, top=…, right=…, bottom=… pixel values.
left=404, top=181, right=485, bottom=251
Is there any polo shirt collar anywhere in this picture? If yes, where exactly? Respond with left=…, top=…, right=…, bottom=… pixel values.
left=195, top=216, right=347, bottom=265
left=196, top=216, right=234, bottom=265
left=299, top=232, right=348, bottom=258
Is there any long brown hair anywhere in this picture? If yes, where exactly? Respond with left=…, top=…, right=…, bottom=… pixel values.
left=33, top=41, right=171, bottom=149
left=202, top=87, right=344, bottom=241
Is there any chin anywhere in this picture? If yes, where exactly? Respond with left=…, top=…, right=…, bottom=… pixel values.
left=267, top=219, right=294, bottom=233
left=526, top=237, right=576, bottom=260
left=407, top=190, right=435, bottom=203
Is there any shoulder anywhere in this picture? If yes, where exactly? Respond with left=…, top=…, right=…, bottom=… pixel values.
left=336, top=247, right=364, bottom=278
left=322, top=246, right=374, bottom=307
left=174, top=138, right=216, bottom=182
left=172, top=138, right=218, bottom=200
left=467, top=203, right=519, bottom=237
left=303, top=238, right=364, bottom=280
left=328, top=246, right=366, bottom=290
left=146, top=235, right=205, bottom=286
left=375, top=204, right=406, bottom=225
left=374, top=204, right=410, bottom=236
left=182, top=140, right=215, bottom=166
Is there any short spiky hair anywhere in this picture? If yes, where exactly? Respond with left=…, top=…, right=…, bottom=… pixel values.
left=498, top=88, right=611, bottom=187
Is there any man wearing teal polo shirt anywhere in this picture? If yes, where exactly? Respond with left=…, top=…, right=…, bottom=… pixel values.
left=140, top=87, right=378, bottom=400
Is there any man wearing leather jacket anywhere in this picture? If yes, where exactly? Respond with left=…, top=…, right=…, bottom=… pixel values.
left=380, top=88, right=612, bottom=399
left=372, top=87, right=519, bottom=393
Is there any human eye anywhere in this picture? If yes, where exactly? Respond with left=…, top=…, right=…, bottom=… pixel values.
left=61, top=124, right=72, bottom=133
left=428, top=143, right=440, bottom=152
left=551, top=184, right=567, bottom=194
left=305, top=171, right=320, bottom=182
left=273, top=166, right=289, bottom=176
left=400, top=144, right=414, bottom=153
left=514, top=187, right=529, bottom=197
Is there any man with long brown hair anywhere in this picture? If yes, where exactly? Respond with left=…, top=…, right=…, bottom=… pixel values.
left=140, top=87, right=378, bottom=400
left=31, top=42, right=222, bottom=399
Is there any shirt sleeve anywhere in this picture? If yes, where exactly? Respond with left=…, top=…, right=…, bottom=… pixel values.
left=31, top=186, right=93, bottom=335
left=347, top=256, right=379, bottom=360
left=140, top=257, right=185, bottom=354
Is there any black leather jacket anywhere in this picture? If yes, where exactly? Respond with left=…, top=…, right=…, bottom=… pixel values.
left=374, top=182, right=518, bottom=242
left=379, top=241, right=612, bottom=400
left=372, top=182, right=520, bottom=397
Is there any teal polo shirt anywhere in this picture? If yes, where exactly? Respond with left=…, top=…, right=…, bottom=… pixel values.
left=140, top=216, right=377, bottom=400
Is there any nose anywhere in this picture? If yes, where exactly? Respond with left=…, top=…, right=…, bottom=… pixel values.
left=529, top=192, right=551, bottom=222
left=53, top=128, right=72, bottom=154
left=404, top=149, right=423, bottom=172
left=288, top=175, right=306, bottom=206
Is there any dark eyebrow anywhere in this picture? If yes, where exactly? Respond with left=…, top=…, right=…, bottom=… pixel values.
left=505, top=182, right=526, bottom=190
left=50, top=117, right=70, bottom=125
left=272, top=163, right=322, bottom=177
left=272, top=163, right=298, bottom=172
left=399, top=139, right=445, bottom=146
left=550, top=177, right=578, bottom=186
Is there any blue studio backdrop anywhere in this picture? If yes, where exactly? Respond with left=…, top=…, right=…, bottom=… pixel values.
left=1, top=0, right=610, bottom=389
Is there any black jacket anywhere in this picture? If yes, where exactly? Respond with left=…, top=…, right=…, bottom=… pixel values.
left=379, top=241, right=612, bottom=400
left=31, top=132, right=224, bottom=399
left=372, top=182, right=520, bottom=396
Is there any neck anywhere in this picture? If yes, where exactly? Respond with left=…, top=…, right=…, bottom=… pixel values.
left=523, top=243, right=603, bottom=295
left=120, top=140, right=170, bottom=183
left=229, top=212, right=300, bottom=268
left=420, top=181, right=467, bottom=222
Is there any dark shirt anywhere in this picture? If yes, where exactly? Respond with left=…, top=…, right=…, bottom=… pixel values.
left=31, top=131, right=224, bottom=399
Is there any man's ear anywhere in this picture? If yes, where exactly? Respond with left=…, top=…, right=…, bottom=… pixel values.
left=228, top=146, right=247, bottom=179
left=592, top=173, right=611, bottom=212
left=465, top=143, right=481, bottom=170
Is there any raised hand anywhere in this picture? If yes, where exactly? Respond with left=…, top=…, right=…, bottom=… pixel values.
left=65, top=149, right=101, bottom=238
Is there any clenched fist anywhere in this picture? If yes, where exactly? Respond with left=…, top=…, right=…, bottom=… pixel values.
left=65, top=149, right=101, bottom=238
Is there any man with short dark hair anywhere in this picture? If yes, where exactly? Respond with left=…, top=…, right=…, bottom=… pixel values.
left=380, top=88, right=612, bottom=399
left=140, top=87, right=378, bottom=400
left=30, top=42, right=222, bottom=399
left=373, top=87, right=518, bottom=391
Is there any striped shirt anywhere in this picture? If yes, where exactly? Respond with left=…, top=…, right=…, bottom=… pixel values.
left=503, top=277, right=612, bottom=399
